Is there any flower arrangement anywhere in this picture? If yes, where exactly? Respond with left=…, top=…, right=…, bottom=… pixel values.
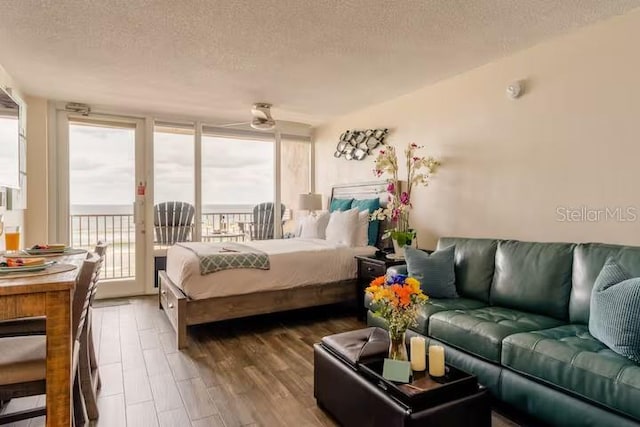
left=371, top=144, right=441, bottom=252
left=366, top=274, right=428, bottom=360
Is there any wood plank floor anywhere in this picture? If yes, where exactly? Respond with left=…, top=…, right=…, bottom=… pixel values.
left=2, top=296, right=519, bottom=427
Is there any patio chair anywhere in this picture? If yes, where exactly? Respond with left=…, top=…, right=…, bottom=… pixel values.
left=153, top=201, right=195, bottom=245
left=250, top=202, right=286, bottom=240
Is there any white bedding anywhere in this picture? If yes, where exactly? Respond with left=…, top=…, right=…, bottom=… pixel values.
left=165, top=238, right=377, bottom=300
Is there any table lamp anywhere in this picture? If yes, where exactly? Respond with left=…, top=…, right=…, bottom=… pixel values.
left=298, top=193, right=322, bottom=216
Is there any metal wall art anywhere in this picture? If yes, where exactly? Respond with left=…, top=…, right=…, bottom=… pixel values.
left=334, top=128, right=389, bottom=161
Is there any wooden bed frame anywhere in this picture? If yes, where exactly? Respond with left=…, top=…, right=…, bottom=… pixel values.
left=159, top=181, right=389, bottom=349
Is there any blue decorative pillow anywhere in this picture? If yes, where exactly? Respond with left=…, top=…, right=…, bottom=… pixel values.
left=404, top=246, right=458, bottom=299
left=329, top=198, right=354, bottom=212
left=351, top=198, right=381, bottom=246
left=589, top=259, right=640, bottom=363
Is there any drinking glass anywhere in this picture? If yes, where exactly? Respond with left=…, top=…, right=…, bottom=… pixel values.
left=5, top=226, right=20, bottom=252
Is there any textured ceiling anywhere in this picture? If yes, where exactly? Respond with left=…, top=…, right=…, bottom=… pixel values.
left=1, top=0, right=639, bottom=125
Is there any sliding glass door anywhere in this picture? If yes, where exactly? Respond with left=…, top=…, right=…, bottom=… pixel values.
left=63, top=115, right=146, bottom=297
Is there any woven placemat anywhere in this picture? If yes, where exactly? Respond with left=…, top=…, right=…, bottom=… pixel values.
left=0, top=263, right=78, bottom=279
left=4, top=248, right=88, bottom=258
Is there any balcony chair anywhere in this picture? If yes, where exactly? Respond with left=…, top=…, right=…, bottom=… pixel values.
left=153, top=201, right=195, bottom=245
left=0, top=253, right=101, bottom=425
left=250, top=202, right=286, bottom=240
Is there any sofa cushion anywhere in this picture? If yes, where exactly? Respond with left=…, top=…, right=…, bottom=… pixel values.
left=589, top=260, right=640, bottom=363
left=366, top=295, right=486, bottom=335
left=437, top=237, right=497, bottom=302
left=429, top=306, right=563, bottom=363
left=405, top=246, right=458, bottom=299
left=502, top=324, right=640, bottom=421
left=490, top=240, right=574, bottom=320
left=571, top=243, right=640, bottom=324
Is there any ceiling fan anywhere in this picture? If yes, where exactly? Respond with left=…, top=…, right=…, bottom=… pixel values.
left=217, top=102, right=276, bottom=131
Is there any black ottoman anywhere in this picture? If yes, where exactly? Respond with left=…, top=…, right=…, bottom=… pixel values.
left=314, top=327, right=491, bottom=427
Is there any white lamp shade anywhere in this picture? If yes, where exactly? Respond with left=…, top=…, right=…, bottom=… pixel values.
left=298, top=193, right=322, bottom=211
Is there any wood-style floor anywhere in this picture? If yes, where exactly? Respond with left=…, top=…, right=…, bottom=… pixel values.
left=2, top=296, right=519, bottom=427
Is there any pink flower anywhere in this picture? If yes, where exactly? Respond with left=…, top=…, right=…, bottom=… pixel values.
left=413, top=156, right=420, bottom=162
left=387, top=182, right=395, bottom=193
left=400, top=192, right=410, bottom=205
left=379, top=150, right=385, bottom=154
left=391, top=208, right=400, bottom=221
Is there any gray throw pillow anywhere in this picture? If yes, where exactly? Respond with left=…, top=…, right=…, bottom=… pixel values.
left=589, top=259, right=640, bottom=363
left=404, top=246, right=458, bottom=299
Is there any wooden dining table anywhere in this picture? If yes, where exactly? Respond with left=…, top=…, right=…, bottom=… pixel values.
left=0, top=253, right=86, bottom=427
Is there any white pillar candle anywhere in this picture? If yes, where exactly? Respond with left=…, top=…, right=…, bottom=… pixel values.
left=428, top=345, right=445, bottom=377
left=409, top=336, right=426, bottom=371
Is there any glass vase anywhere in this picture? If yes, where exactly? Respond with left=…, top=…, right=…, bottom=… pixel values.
left=388, top=330, right=408, bottom=361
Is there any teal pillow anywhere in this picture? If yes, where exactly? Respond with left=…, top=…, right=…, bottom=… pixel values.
left=351, top=198, right=381, bottom=246
left=405, top=246, right=458, bottom=299
left=589, top=259, right=640, bottom=363
left=329, top=198, right=353, bottom=212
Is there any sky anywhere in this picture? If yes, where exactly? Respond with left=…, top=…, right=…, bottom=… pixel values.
left=69, top=124, right=274, bottom=207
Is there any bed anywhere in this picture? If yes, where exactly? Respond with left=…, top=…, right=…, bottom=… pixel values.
left=158, top=181, right=388, bottom=349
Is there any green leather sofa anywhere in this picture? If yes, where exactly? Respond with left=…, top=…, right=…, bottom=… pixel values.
left=366, top=237, right=640, bottom=427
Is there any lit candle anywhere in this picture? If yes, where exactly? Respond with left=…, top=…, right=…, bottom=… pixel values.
left=410, top=337, right=426, bottom=371
left=429, top=345, right=445, bottom=377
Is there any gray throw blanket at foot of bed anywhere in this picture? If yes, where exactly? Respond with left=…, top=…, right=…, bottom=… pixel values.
left=176, top=242, right=270, bottom=275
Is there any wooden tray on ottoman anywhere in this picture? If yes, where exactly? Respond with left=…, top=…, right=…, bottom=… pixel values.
left=359, top=359, right=479, bottom=411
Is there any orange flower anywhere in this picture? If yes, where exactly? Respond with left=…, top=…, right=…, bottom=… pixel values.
left=369, top=276, right=385, bottom=288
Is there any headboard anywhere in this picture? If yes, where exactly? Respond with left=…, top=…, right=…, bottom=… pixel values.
left=329, top=181, right=390, bottom=248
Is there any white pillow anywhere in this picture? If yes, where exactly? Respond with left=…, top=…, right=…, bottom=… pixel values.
left=325, top=208, right=359, bottom=246
left=299, top=212, right=330, bottom=239
left=355, top=211, right=369, bottom=247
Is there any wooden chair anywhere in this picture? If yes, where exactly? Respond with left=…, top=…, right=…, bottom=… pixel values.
left=78, top=241, right=107, bottom=420
left=250, top=202, right=286, bottom=240
left=0, top=253, right=100, bottom=425
left=0, top=242, right=108, bottom=339
left=153, top=201, right=195, bottom=244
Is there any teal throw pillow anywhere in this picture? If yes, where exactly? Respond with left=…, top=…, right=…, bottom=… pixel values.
left=329, top=198, right=353, bottom=212
left=351, top=198, right=381, bottom=246
left=404, top=246, right=458, bottom=299
left=589, top=259, right=640, bottom=363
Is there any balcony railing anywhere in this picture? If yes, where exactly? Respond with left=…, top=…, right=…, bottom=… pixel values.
left=70, top=211, right=255, bottom=279
left=70, top=214, right=136, bottom=280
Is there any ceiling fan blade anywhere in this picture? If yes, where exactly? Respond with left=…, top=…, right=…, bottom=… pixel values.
left=216, top=121, right=251, bottom=128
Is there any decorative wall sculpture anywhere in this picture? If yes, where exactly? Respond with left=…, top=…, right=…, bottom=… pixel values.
left=334, top=128, right=388, bottom=161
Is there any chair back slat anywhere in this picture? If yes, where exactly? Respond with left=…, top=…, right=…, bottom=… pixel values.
left=74, top=253, right=100, bottom=341
left=89, top=242, right=108, bottom=305
left=252, top=202, right=285, bottom=240
left=154, top=201, right=195, bottom=244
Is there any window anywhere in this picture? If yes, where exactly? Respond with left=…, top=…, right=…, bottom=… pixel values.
left=154, top=125, right=195, bottom=205
left=201, top=135, right=274, bottom=241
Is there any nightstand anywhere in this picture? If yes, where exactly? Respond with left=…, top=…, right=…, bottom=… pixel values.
left=355, top=254, right=406, bottom=321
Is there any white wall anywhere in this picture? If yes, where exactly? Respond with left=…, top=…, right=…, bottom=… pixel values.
left=315, top=9, right=640, bottom=249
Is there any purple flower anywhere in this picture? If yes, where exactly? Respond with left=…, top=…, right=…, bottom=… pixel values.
left=400, top=191, right=410, bottom=205
left=387, top=182, right=395, bottom=193
left=387, top=274, right=407, bottom=285
left=391, top=208, right=400, bottom=221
